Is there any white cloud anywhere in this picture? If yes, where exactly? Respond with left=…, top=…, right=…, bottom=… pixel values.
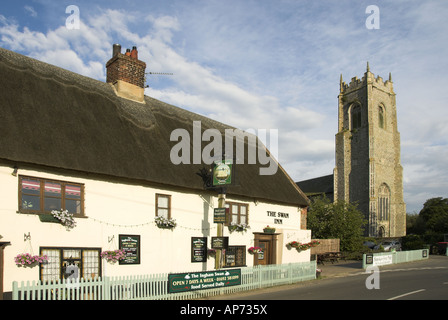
left=24, top=6, right=38, bottom=18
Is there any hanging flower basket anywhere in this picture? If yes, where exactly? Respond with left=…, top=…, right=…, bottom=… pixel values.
left=263, top=225, right=276, bottom=233
left=286, top=240, right=320, bottom=252
left=101, top=249, right=126, bottom=264
left=51, top=209, right=76, bottom=230
left=15, top=253, right=48, bottom=268
left=286, top=241, right=300, bottom=249
left=155, top=216, right=177, bottom=229
left=228, top=222, right=249, bottom=233
left=248, top=246, right=263, bottom=255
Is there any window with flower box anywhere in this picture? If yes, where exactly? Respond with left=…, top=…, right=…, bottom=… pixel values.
left=19, top=176, right=84, bottom=216
left=225, top=202, right=249, bottom=226
left=156, top=194, right=171, bottom=218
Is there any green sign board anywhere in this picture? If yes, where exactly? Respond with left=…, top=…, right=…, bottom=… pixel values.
left=212, top=159, right=232, bottom=186
left=168, top=269, right=241, bottom=293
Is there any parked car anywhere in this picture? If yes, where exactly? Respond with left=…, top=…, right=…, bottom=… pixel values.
left=374, top=241, right=401, bottom=251
left=363, top=241, right=376, bottom=249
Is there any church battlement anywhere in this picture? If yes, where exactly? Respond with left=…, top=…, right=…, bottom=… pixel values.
left=340, top=63, right=393, bottom=94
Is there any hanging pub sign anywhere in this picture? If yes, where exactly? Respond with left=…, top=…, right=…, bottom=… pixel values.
left=212, top=159, right=233, bottom=186
left=211, top=236, right=228, bottom=250
left=119, top=234, right=141, bottom=265
left=213, top=208, right=226, bottom=223
left=191, top=237, right=207, bottom=263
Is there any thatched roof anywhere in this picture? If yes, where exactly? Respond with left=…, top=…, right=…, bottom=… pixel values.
left=0, top=47, right=308, bottom=206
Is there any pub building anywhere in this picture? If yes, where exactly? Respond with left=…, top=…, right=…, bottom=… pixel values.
left=0, top=45, right=311, bottom=299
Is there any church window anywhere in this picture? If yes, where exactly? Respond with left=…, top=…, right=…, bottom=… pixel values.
left=379, top=105, right=385, bottom=129
left=351, top=104, right=361, bottom=129
left=378, top=184, right=390, bottom=221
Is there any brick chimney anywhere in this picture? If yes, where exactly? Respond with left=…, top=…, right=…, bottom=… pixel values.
left=106, top=44, right=146, bottom=103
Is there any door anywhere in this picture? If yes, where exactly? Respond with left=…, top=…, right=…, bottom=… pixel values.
left=253, top=233, right=278, bottom=266
left=257, top=241, right=270, bottom=265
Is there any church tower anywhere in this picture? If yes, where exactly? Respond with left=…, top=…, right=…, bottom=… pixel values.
left=334, top=63, right=406, bottom=237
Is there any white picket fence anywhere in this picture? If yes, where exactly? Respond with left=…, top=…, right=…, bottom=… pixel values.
left=362, top=249, right=429, bottom=268
left=12, top=261, right=317, bottom=300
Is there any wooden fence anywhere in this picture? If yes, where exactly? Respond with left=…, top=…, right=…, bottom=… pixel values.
left=12, top=261, right=317, bottom=300
left=310, top=239, right=340, bottom=255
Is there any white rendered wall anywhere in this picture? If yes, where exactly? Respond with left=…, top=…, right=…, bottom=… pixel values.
left=0, top=164, right=310, bottom=293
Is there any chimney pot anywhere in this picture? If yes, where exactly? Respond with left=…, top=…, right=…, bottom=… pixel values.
left=125, top=49, right=131, bottom=56
left=131, top=46, right=138, bottom=59
left=112, top=44, right=121, bottom=57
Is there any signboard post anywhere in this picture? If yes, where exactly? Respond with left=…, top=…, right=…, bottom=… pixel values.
left=215, top=192, right=226, bottom=269
left=168, top=269, right=241, bottom=293
left=206, top=158, right=233, bottom=269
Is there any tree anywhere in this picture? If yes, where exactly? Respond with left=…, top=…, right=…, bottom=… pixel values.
left=406, top=212, right=426, bottom=235
left=419, top=197, right=448, bottom=234
left=307, top=196, right=367, bottom=252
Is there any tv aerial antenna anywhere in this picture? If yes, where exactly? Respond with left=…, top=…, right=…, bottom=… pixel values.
left=145, top=71, right=173, bottom=88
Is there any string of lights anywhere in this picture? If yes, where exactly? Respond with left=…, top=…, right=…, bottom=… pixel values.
left=88, top=216, right=218, bottom=232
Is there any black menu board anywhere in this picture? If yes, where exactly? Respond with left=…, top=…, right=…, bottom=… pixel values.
left=119, top=234, right=141, bottom=265
left=191, top=237, right=207, bottom=263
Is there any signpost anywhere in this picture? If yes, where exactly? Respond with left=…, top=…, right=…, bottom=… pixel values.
left=215, top=192, right=226, bottom=269
left=168, top=269, right=241, bottom=293
left=198, top=158, right=233, bottom=269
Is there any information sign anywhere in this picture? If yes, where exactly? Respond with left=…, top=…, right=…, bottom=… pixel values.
left=213, top=208, right=226, bottom=223
left=168, top=269, right=241, bottom=293
left=191, top=237, right=207, bottom=263
left=211, top=236, right=228, bottom=249
left=119, top=234, right=140, bottom=265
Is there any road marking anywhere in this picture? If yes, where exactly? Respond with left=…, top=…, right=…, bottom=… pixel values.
left=387, top=289, right=426, bottom=300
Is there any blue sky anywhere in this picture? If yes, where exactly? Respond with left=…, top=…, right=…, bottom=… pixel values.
left=1, top=0, right=448, bottom=213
